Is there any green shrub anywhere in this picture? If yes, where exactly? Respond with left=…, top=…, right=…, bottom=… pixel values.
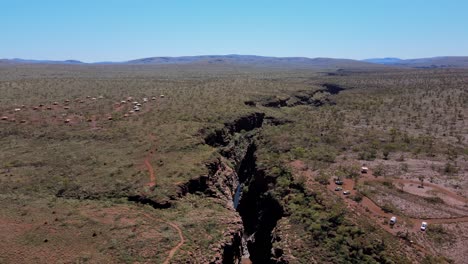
left=424, top=196, right=444, bottom=204
left=373, top=163, right=387, bottom=176
left=315, top=171, right=330, bottom=185
left=351, top=193, right=363, bottom=202
left=443, top=162, right=458, bottom=175
left=358, top=149, right=377, bottom=161
left=336, top=164, right=360, bottom=180
left=383, top=150, right=390, bottom=160
left=381, top=180, right=394, bottom=189
left=381, top=203, right=397, bottom=213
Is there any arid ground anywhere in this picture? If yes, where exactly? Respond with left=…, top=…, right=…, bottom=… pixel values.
left=1, top=64, right=467, bottom=263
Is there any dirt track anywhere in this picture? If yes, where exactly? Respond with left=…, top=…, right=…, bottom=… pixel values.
left=162, top=219, right=185, bottom=264
left=287, top=159, right=468, bottom=258
left=327, top=171, right=468, bottom=252
left=139, top=134, right=184, bottom=262
left=144, top=134, right=158, bottom=187
left=122, top=208, right=185, bottom=263
left=138, top=211, right=184, bottom=264
left=395, top=179, right=467, bottom=204
left=144, top=156, right=156, bottom=187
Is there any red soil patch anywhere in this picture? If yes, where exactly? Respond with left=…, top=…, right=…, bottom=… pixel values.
left=144, top=157, right=156, bottom=187
left=144, top=134, right=158, bottom=188
left=395, top=179, right=467, bottom=206
left=290, top=159, right=468, bottom=256
left=334, top=172, right=468, bottom=245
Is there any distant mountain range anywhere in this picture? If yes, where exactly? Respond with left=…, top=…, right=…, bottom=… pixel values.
left=362, top=56, right=468, bottom=68
left=1, top=55, right=468, bottom=69
left=0, top=58, right=84, bottom=64
left=125, top=55, right=386, bottom=69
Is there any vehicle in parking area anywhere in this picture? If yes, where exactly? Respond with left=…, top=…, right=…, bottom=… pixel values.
left=361, top=166, right=369, bottom=173
left=335, top=180, right=344, bottom=185
left=389, top=216, right=396, bottom=225
left=343, top=190, right=351, bottom=195
left=420, top=222, right=428, bottom=231
left=335, top=186, right=343, bottom=191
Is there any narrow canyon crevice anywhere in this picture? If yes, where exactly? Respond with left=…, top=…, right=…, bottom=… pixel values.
left=254, top=83, right=346, bottom=108
left=235, top=146, right=284, bottom=264
left=153, top=111, right=295, bottom=263
left=201, top=112, right=285, bottom=264
left=203, top=112, right=265, bottom=148
left=127, top=195, right=172, bottom=209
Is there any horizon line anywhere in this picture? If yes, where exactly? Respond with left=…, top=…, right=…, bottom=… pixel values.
left=1, top=54, right=467, bottom=64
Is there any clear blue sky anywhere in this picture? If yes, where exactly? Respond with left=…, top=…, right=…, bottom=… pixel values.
left=2, top=0, right=467, bottom=62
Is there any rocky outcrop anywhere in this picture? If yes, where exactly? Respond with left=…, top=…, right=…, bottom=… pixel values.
left=262, top=97, right=289, bottom=108
left=226, top=112, right=265, bottom=134
left=209, top=215, right=244, bottom=264
left=322, top=83, right=345, bottom=94
left=126, top=195, right=171, bottom=209
left=178, top=157, right=239, bottom=207
left=258, top=83, right=346, bottom=108
left=203, top=112, right=265, bottom=147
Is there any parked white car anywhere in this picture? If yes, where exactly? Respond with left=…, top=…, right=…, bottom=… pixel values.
left=420, top=222, right=428, bottom=231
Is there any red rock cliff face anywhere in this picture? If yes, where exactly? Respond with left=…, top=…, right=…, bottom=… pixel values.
left=182, top=112, right=289, bottom=263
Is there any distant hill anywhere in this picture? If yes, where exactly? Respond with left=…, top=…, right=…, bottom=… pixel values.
left=3, top=55, right=468, bottom=69
left=363, top=56, right=468, bottom=68
left=125, top=55, right=384, bottom=69
left=0, top=55, right=385, bottom=69
left=0, top=58, right=84, bottom=65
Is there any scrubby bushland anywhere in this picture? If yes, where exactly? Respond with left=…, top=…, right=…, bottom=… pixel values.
left=263, top=165, right=408, bottom=263
left=0, top=65, right=466, bottom=263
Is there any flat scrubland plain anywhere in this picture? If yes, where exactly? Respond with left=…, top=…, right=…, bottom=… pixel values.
left=0, top=64, right=467, bottom=264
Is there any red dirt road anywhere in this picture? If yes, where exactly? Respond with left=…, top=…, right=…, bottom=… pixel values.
left=315, top=166, right=468, bottom=259
left=144, top=156, right=156, bottom=187
left=144, top=134, right=158, bottom=187
left=290, top=160, right=468, bottom=258
left=162, top=220, right=185, bottom=264
left=328, top=171, right=468, bottom=236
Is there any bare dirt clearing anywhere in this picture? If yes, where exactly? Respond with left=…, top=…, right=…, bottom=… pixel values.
left=321, top=167, right=468, bottom=261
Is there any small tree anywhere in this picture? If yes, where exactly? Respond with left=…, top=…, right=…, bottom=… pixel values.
left=389, top=128, right=398, bottom=142
left=374, top=163, right=386, bottom=177
left=383, top=150, right=390, bottom=160
left=418, top=175, right=425, bottom=188
left=315, top=170, right=331, bottom=185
